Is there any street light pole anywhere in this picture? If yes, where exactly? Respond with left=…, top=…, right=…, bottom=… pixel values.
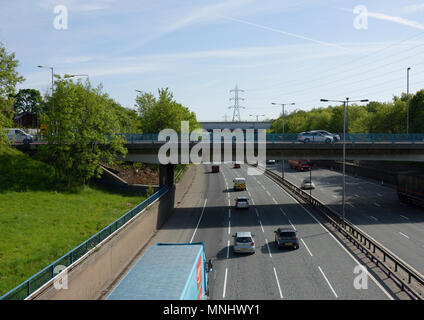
left=320, top=97, right=368, bottom=226
left=38, top=65, right=54, bottom=112
left=407, top=67, right=411, bottom=135
left=272, top=102, right=295, bottom=180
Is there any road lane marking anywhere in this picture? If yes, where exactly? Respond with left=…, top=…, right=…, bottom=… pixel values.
left=347, top=203, right=355, bottom=208
left=400, top=215, right=409, bottom=220
left=251, top=198, right=255, bottom=205
left=399, top=232, right=410, bottom=239
left=301, top=239, right=313, bottom=256
left=261, top=185, right=266, bottom=190
left=266, top=190, right=271, bottom=197
left=265, top=238, right=272, bottom=258
left=354, top=194, right=360, bottom=198
left=279, top=189, right=394, bottom=300
left=279, top=208, right=287, bottom=216
left=318, top=266, right=338, bottom=298
left=255, top=207, right=259, bottom=217
left=259, top=220, right=265, bottom=233
left=288, top=219, right=296, bottom=231
left=374, top=202, right=381, bottom=207
left=223, top=267, right=228, bottom=298
left=227, top=240, right=230, bottom=258
left=273, top=267, right=284, bottom=299
left=271, top=197, right=278, bottom=204
left=377, top=193, right=383, bottom=197
left=190, top=198, right=207, bottom=243
left=369, top=216, right=378, bottom=221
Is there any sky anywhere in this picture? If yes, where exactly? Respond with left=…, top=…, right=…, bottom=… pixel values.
left=1, top=0, right=424, bottom=122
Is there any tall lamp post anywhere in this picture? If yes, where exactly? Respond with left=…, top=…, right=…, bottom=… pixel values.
left=407, top=67, right=411, bottom=135
left=320, top=98, right=368, bottom=225
left=38, top=65, right=55, bottom=111
left=249, top=114, right=265, bottom=130
left=271, top=102, right=295, bottom=180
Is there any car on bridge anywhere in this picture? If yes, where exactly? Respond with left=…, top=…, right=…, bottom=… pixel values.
left=308, top=130, right=340, bottom=142
left=235, top=196, right=249, bottom=209
left=233, top=231, right=255, bottom=254
left=211, top=165, right=220, bottom=173
left=233, top=177, right=246, bottom=191
left=274, top=227, right=299, bottom=249
left=4, top=128, right=34, bottom=144
left=298, top=131, right=334, bottom=144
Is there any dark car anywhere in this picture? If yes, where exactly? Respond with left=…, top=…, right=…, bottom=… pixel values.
left=274, top=227, right=299, bottom=249
left=234, top=163, right=241, bottom=168
left=211, top=165, right=220, bottom=173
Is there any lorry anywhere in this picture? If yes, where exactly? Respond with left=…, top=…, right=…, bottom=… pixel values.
left=107, top=242, right=213, bottom=300
left=396, top=172, right=424, bottom=208
left=288, top=160, right=311, bottom=171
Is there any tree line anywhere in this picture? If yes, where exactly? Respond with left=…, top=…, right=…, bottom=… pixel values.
left=270, top=92, right=424, bottom=134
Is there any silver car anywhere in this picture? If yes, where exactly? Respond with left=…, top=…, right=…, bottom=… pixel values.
left=308, top=130, right=340, bottom=142
left=4, top=128, right=34, bottom=144
left=301, top=178, right=315, bottom=189
left=298, top=131, right=334, bottom=143
left=233, top=231, right=255, bottom=254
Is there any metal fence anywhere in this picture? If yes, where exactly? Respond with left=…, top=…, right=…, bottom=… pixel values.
left=117, top=133, right=424, bottom=144
left=0, top=185, right=168, bottom=300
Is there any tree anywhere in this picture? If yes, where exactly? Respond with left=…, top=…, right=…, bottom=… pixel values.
left=13, top=89, right=44, bottom=114
left=135, top=88, right=200, bottom=133
left=409, top=89, right=424, bottom=133
left=0, top=42, right=25, bottom=145
left=38, top=78, right=127, bottom=188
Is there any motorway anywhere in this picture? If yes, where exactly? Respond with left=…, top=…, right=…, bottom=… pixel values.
left=269, top=161, right=424, bottom=277
left=111, top=163, right=396, bottom=300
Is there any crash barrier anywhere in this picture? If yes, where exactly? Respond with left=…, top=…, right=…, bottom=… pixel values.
left=263, top=167, right=424, bottom=300
left=0, top=186, right=168, bottom=300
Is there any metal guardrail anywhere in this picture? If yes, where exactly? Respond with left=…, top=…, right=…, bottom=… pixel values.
left=0, top=186, right=169, bottom=300
left=263, top=167, right=424, bottom=300
left=21, top=133, right=424, bottom=145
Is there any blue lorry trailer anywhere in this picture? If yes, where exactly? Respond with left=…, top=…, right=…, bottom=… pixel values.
left=107, top=242, right=212, bottom=300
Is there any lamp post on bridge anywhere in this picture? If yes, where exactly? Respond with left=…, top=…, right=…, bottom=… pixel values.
left=320, top=98, right=368, bottom=225
left=271, top=102, right=295, bottom=180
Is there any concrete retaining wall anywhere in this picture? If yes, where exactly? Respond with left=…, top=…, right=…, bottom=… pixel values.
left=28, top=165, right=196, bottom=300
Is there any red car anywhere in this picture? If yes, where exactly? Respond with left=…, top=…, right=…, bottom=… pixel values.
left=234, top=163, right=241, bottom=168
left=212, top=165, right=220, bottom=173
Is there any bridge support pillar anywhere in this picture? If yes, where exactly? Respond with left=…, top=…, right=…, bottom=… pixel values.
left=159, top=164, right=175, bottom=188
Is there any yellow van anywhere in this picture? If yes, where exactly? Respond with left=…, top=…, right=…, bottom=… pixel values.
left=233, top=178, right=246, bottom=191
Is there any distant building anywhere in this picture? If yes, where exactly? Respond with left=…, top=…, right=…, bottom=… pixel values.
left=200, top=121, right=272, bottom=133
left=13, top=112, right=38, bottom=128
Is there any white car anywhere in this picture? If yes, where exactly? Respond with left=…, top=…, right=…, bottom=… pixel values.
left=266, top=159, right=276, bottom=165
left=308, top=130, right=340, bottom=142
left=301, top=178, right=315, bottom=190
left=3, top=128, right=34, bottom=144
left=298, top=131, right=334, bottom=144
left=233, top=231, right=255, bottom=254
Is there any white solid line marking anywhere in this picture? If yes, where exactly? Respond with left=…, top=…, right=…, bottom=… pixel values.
left=255, top=207, right=259, bottom=217
left=228, top=220, right=231, bottom=234
left=301, top=239, right=313, bottom=256
left=226, top=240, right=230, bottom=259
left=266, top=190, right=271, bottom=196
left=259, top=220, right=265, bottom=233
left=399, top=232, right=410, bottom=239
left=318, top=266, right=338, bottom=298
left=279, top=208, right=287, bottom=216
left=400, top=215, right=409, bottom=220
left=228, top=198, right=231, bottom=206
left=374, top=202, right=381, bottom=207
left=251, top=198, right=255, bottom=205
left=223, top=268, right=228, bottom=298
left=288, top=219, right=296, bottom=231
left=370, top=216, right=378, bottom=221
left=279, top=189, right=394, bottom=300
left=265, top=238, right=272, bottom=258
left=190, top=198, right=207, bottom=243
left=271, top=197, right=278, bottom=204
left=273, top=267, right=284, bottom=299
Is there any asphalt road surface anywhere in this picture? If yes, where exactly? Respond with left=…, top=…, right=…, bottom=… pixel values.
left=121, top=163, right=395, bottom=300
left=269, top=161, right=424, bottom=277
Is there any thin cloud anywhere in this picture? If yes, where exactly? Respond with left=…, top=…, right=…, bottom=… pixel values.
left=220, top=15, right=353, bottom=51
